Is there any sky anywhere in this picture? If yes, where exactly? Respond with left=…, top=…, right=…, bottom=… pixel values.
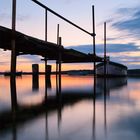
left=0, top=0, right=140, bottom=72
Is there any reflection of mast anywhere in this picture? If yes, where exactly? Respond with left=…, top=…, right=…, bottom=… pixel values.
left=12, top=117, right=17, bottom=140
left=10, top=75, right=18, bottom=114
left=104, top=21, right=107, bottom=139
left=32, top=73, right=39, bottom=92
left=45, top=109, right=49, bottom=140
left=10, top=75, right=17, bottom=140
left=92, top=4, right=96, bottom=139
left=92, top=75, right=96, bottom=140
left=104, top=76, right=107, bottom=139
left=57, top=94, right=62, bottom=135
left=44, top=72, right=52, bottom=140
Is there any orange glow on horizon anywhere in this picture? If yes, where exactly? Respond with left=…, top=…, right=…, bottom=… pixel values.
left=0, top=63, right=93, bottom=72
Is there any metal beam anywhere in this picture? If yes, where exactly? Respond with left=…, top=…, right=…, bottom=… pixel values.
left=31, top=0, right=94, bottom=36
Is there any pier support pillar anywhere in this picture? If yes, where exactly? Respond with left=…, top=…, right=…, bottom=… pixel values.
left=10, top=76, right=18, bottom=113
left=32, top=75, right=39, bottom=91
left=11, top=0, right=17, bottom=75
left=32, top=64, right=39, bottom=91
left=32, top=64, right=39, bottom=75
left=58, top=37, right=62, bottom=95
left=45, top=65, right=52, bottom=79
left=11, top=41, right=17, bottom=75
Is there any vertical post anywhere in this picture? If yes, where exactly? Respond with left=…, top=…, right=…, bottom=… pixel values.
left=92, top=6, right=96, bottom=74
left=92, top=5, right=96, bottom=56
left=58, top=37, right=62, bottom=94
left=11, top=0, right=17, bottom=75
left=45, top=10, right=49, bottom=140
left=92, top=5, right=96, bottom=95
left=104, top=22, right=106, bottom=76
left=45, top=8, right=48, bottom=76
left=56, top=24, right=60, bottom=95
left=92, top=6, right=96, bottom=140
left=10, top=76, right=17, bottom=113
left=104, top=22, right=107, bottom=138
left=44, top=8, right=48, bottom=101
left=56, top=24, right=59, bottom=73
left=45, top=8, right=48, bottom=41
left=58, top=36, right=62, bottom=134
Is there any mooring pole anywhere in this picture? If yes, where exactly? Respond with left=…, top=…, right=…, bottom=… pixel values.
left=58, top=36, right=62, bottom=132
left=92, top=5, right=96, bottom=75
left=45, top=9, right=48, bottom=41
left=56, top=24, right=60, bottom=95
left=92, top=5, right=96, bottom=57
left=92, top=6, right=96, bottom=139
left=92, top=5, right=96, bottom=96
left=58, top=37, right=62, bottom=94
left=104, top=22, right=107, bottom=76
left=11, top=0, right=17, bottom=75
left=45, top=8, right=48, bottom=76
left=44, top=8, right=49, bottom=103
left=56, top=24, right=60, bottom=74
left=44, top=9, right=49, bottom=140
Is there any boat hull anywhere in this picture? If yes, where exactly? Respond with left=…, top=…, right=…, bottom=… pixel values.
left=96, top=62, right=127, bottom=77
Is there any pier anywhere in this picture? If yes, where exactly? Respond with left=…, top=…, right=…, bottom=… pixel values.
left=0, top=0, right=108, bottom=133
left=0, top=0, right=105, bottom=76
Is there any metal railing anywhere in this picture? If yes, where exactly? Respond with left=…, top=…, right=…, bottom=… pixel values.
left=31, top=0, right=95, bottom=37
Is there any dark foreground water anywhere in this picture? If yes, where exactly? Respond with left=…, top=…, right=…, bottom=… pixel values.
left=0, top=75, right=140, bottom=140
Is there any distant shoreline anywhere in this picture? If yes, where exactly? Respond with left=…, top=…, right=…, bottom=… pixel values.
left=0, top=69, right=140, bottom=76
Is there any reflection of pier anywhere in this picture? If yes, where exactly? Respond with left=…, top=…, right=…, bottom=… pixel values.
left=0, top=76, right=127, bottom=131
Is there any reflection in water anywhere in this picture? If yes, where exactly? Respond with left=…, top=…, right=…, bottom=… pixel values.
left=96, top=77, right=127, bottom=94
left=10, top=76, right=18, bottom=112
left=2, top=75, right=140, bottom=140
left=10, top=76, right=17, bottom=140
left=32, top=75, right=39, bottom=91
left=45, top=77, right=52, bottom=102
left=104, top=77, right=107, bottom=140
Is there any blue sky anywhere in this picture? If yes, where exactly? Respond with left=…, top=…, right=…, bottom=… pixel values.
left=0, top=0, right=140, bottom=71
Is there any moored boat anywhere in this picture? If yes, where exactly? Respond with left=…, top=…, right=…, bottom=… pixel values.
left=96, top=61, right=127, bottom=77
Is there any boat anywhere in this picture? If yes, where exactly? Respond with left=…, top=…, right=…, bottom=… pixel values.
left=96, top=61, right=127, bottom=77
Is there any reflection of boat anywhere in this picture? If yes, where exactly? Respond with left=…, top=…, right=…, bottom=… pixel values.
left=96, top=61, right=127, bottom=77
left=96, top=77, right=127, bottom=94
left=4, top=71, right=22, bottom=76
left=67, top=71, right=90, bottom=75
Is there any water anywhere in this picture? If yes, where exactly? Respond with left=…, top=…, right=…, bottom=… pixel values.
left=0, top=75, right=140, bottom=140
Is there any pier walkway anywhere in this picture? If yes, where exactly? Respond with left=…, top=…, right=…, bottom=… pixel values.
left=0, top=26, right=103, bottom=63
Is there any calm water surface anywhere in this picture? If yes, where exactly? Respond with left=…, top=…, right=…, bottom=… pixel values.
left=0, top=75, right=140, bottom=140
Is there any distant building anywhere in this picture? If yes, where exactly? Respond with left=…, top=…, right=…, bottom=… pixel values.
left=96, top=61, right=127, bottom=77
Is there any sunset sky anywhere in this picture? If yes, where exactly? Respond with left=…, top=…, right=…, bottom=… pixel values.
left=0, top=0, right=140, bottom=72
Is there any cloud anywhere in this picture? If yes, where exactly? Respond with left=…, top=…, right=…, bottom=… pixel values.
left=67, top=43, right=140, bottom=69
left=67, top=43, right=140, bottom=54
left=112, top=112, right=140, bottom=139
left=18, top=55, right=43, bottom=64
left=109, top=6, right=140, bottom=39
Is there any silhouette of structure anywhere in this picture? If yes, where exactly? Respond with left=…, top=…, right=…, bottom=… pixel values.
left=0, top=0, right=104, bottom=76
